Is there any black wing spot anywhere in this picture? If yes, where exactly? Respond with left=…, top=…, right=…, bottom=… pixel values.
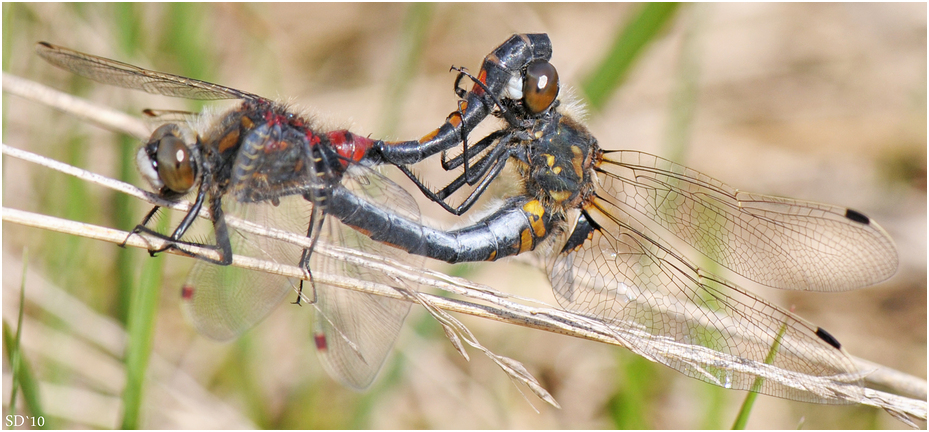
left=845, top=208, right=870, bottom=225
left=816, top=327, right=842, bottom=349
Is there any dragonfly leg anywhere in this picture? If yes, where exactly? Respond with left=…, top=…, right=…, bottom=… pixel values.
left=130, top=188, right=233, bottom=266
left=393, top=136, right=513, bottom=215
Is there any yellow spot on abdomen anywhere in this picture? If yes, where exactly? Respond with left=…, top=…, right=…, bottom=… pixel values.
left=518, top=228, right=534, bottom=254
left=522, top=200, right=547, bottom=238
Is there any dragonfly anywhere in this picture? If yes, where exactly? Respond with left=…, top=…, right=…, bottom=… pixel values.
left=35, top=41, right=433, bottom=390
left=359, top=34, right=902, bottom=402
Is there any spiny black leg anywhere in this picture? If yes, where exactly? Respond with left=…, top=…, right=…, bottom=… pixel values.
left=129, top=225, right=229, bottom=263
left=205, top=195, right=234, bottom=266
left=133, top=181, right=211, bottom=256
left=440, top=99, right=473, bottom=175
left=439, top=142, right=512, bottom=214
left=440, top=130, right=506, bottom=172
left=294, top=185, right=329, bottom=305
left=121, top=205, right=161, bottom=247
left=393, top=137, right=513, bottom=215
left=452, top=66, right=469, bottom=98
left=129, top=190, right=232, bottom=266
left=436, top=133, right=511, bottom=198
left=398, top=131, right=509, bottom=213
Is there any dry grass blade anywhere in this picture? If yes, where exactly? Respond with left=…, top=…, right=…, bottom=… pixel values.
left=2, top=176, right=925, bottom=423
left=3, top=72, right=150, bottom=139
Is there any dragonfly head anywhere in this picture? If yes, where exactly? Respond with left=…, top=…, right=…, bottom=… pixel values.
left=504, top=59, right=560, bottom=116
left=137, top=123, right=200, bottom=198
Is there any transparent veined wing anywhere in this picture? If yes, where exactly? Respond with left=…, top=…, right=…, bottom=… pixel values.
left=310, top=166, right=423, bottom=389
left=595, top=151, right=898, bottom=291
left=180, top=165, right=420, bottom=389
left=179, top=195, right=307, bottom=340
left=548, top=199, right=860, bottom=403
left=36, top=42, right=262, bottom=101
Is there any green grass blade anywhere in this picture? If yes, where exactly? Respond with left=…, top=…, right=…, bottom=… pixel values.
left=2, top=324, right=44, bottom=430
left=7, top=250, right=26, bottom=426
left=4, top=249, right=50, bottom=429
left=110, top=6, right=145, bottom=327
left=120, top=219, right=168, bottom=429
left=157, top=2, right=214, bottom=113
left=607, top=352, right=656, bottom=429
left=379, top=2, right=434, bottom=137
left=113, top=135, right=140, bottom=325
left=663, top=3, right=705, bottom=164
left=731, top=320, right=788, bottom=429
left=581, top=2, right=680, bottom=112
left=110, top=3, right=143, bottom=57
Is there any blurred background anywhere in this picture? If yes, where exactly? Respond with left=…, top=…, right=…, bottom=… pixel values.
left=2, top=3, right=925, bottom=429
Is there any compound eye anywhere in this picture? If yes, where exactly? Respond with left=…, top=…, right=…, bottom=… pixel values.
left=522, top=59, right=559, bottom=114
left=156, top=134, right=196, bottom=194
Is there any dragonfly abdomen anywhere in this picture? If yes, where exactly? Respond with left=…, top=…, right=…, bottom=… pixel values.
left=329, top=188, right=560, bottom=263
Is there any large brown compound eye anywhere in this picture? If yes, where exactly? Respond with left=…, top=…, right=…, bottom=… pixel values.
left=156, top=134, right=196, bottom=194
left=522, top=59, right=559, bottom=114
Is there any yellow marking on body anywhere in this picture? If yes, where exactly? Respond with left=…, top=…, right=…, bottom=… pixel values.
left=552, top=166, right=562, bottom=174
left=241, top=116, right=254, bottom=129
left=522, top=200, right=547, bottom=237
left=242, top=149, right=260, bottom=161
left=486, top=250, right=497, bottom=261
left=518, top=228, right=534, bottom=254
left=544, top=154, right=555, bottom=167
left=570, top=145, right=584, bottom=179
left=217, top=129, right=240, bottom=153
left=548, top=190, right=572, bottom=204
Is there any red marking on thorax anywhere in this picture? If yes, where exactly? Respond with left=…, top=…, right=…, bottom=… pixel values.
left=327, top=130, right=373, bottom=165
left=262, top=111, right=281, bottom=124
left=306, top=132, right=321, bottom=147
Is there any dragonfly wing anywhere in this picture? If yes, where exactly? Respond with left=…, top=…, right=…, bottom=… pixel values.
left=548, top=200, right=860, bottom=403
left=310, top=167, right=422, bottom=390
left=36, top=42, right=262, bottom=101
left=596, top=151, right=898, bottom=291
left=180, top=198, right=303, bottom=340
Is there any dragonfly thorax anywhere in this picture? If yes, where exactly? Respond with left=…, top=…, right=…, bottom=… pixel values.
left=519, top=111, right=600, bottom=211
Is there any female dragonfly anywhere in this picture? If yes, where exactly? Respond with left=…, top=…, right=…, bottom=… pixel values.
left=37, top=41, right=430, bottom=390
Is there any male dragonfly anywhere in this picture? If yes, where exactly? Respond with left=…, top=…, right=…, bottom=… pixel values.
left=366, top=34, right=900, bottom=402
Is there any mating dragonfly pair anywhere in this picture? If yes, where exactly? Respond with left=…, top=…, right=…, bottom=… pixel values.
left=37, top=34, right=897, bottom=399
